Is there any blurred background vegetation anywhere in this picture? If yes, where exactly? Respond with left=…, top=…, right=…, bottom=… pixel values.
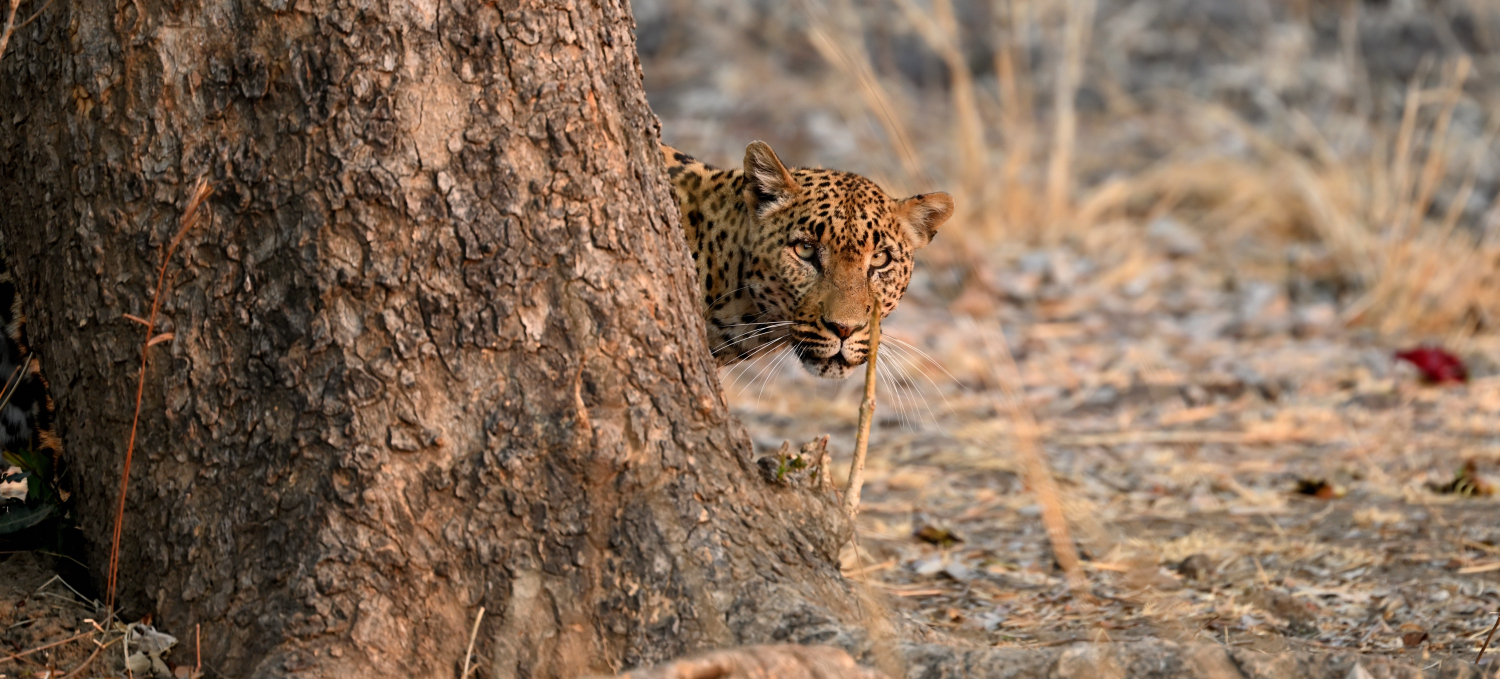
left=637, top=0, right=1500, bottom=341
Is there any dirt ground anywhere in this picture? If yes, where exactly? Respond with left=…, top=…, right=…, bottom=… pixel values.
left=0, top=551, right=114, bottom=678
left=724, top=236, right=1500, bottom=667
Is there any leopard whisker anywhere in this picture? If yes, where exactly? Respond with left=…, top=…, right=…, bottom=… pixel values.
left=736, top=340, right=793, bottom=401
left=721, top=335, right=784, bottom=387
left=723, top=337, right=788, bottom=394
left=716, top=320, right=795, bottom=330
left=752, top=342, right=799, bottom=407
left=711, top=323, right=793, bottom=356
left=871, top=352, right=910, bottom=431
left=703, top=285, right=756, bottom=313
left=883, top=337, right=962, bottom=417
left=894, top=349, right=942, bottom=427
left=881, top=342, right=950, bottom=423
left=880, top=355, right=919, bottom=431
left=874, top=366, right=907, bottom=431
left=884, top=337, right=963, bottom=387
left=877, top=355, right=921, bottom=432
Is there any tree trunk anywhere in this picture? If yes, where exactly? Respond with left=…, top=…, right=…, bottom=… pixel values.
left=0, top=1, right=880, bottom=676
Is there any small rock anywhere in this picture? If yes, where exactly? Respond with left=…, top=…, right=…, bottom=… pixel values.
left=912, top=557, right=945, bottom=577
left=1176, top=554, right=1216, bottom=582
left=1293, top=302, right=1338, bottom=337
left=1147, top=216, right=1205, bottom=257
left=941, top=562, right=975, bottom=582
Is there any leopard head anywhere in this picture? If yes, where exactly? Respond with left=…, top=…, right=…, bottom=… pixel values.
left=742, top=141, right=953, bottom=379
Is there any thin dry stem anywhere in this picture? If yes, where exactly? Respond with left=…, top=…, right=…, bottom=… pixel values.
left=59, top=638, right=106, bottom=679
left=801, top=0, right=928, bottom=187
left=892, top=0, right=984, bottom=202
left=461, top=606, right=486, bottom=679
left=841, top=301, right=882, bottom=520
left=1403, top=58, right=1468, bottom=239
left=12, top=0, right=50, bottom=31
left=106, top=178, right=213, bottom=613
left=0, top=354, right=33, bottom=415
left=1045, top=0, right=1094, bottom=228
left=1479, top=610, right=1500, bottom=664
left=0, top=0, right=22, bottom=64
left=1387, top=57, right=1432, bottom=232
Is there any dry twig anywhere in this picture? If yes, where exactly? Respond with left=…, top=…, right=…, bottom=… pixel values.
left=0, top=0, right=22, bottom=65
left=1478, top=610, right=1500, bottom=664
left=461, top=606, right=486, bottom=679
left=841, top=299, right=882, bottom=520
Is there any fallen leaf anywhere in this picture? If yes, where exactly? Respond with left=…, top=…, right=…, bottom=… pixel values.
left=1429, top=460, right=1496, bottom=497
left=913, top=524, right=963, bottom=547
left=1395, top=346, right=1468, bottom=384
left=1399, top=621, right=1429, bottom=648
left=1294, top=478, right=1344, bottom=499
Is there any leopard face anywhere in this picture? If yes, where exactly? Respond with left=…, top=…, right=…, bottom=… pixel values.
left=665, top=141, right=953, bottom=380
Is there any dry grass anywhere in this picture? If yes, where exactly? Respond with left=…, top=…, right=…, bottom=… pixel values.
left=884, top=5, right=1496, bottom=340
left=652, top=0, right=1500, bottom=342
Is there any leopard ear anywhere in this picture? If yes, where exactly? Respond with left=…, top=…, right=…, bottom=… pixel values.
left=894, top=192, right=954, bottom=248
left=742, top=141, right=799, bottom=218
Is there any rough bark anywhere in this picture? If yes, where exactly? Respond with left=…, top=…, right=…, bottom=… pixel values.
left=0, top=0, right=883, bottom=676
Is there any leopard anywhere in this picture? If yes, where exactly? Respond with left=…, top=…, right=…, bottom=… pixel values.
left=662, top=140, right=954, bottom=379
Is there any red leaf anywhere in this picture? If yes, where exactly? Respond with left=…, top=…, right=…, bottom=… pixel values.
left=1395, top=346, right=1468, bottom=384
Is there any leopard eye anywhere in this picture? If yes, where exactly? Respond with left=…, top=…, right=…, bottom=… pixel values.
left=793, top=242, right=818, bottom=261
left=870, top=250, right=892, bottom=270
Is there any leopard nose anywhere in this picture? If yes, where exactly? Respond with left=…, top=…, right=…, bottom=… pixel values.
left=821, top=317, right=864, bottom=339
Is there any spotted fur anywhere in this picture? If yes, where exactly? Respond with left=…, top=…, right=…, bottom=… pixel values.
left=0, top=261, right=62, bottom=467
left=663, top=141, right=954, bottom=379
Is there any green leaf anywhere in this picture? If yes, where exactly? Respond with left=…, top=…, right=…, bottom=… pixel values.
left=25, top=473, right=41, bottom=505
left=14, top=447, right=50, bottom=479
left=0, top=502, right=55, bottom=534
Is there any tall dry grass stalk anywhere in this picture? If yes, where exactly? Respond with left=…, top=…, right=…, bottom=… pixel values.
left=1044, top=0, right=1093, bottom=229
left=799, top=0, right=929, bottom=186
left=805, top=0, right=1498, bottom=340
left=971, top=317, right=1089, bottom=596
left=892, top=0, right=985, bottom=203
